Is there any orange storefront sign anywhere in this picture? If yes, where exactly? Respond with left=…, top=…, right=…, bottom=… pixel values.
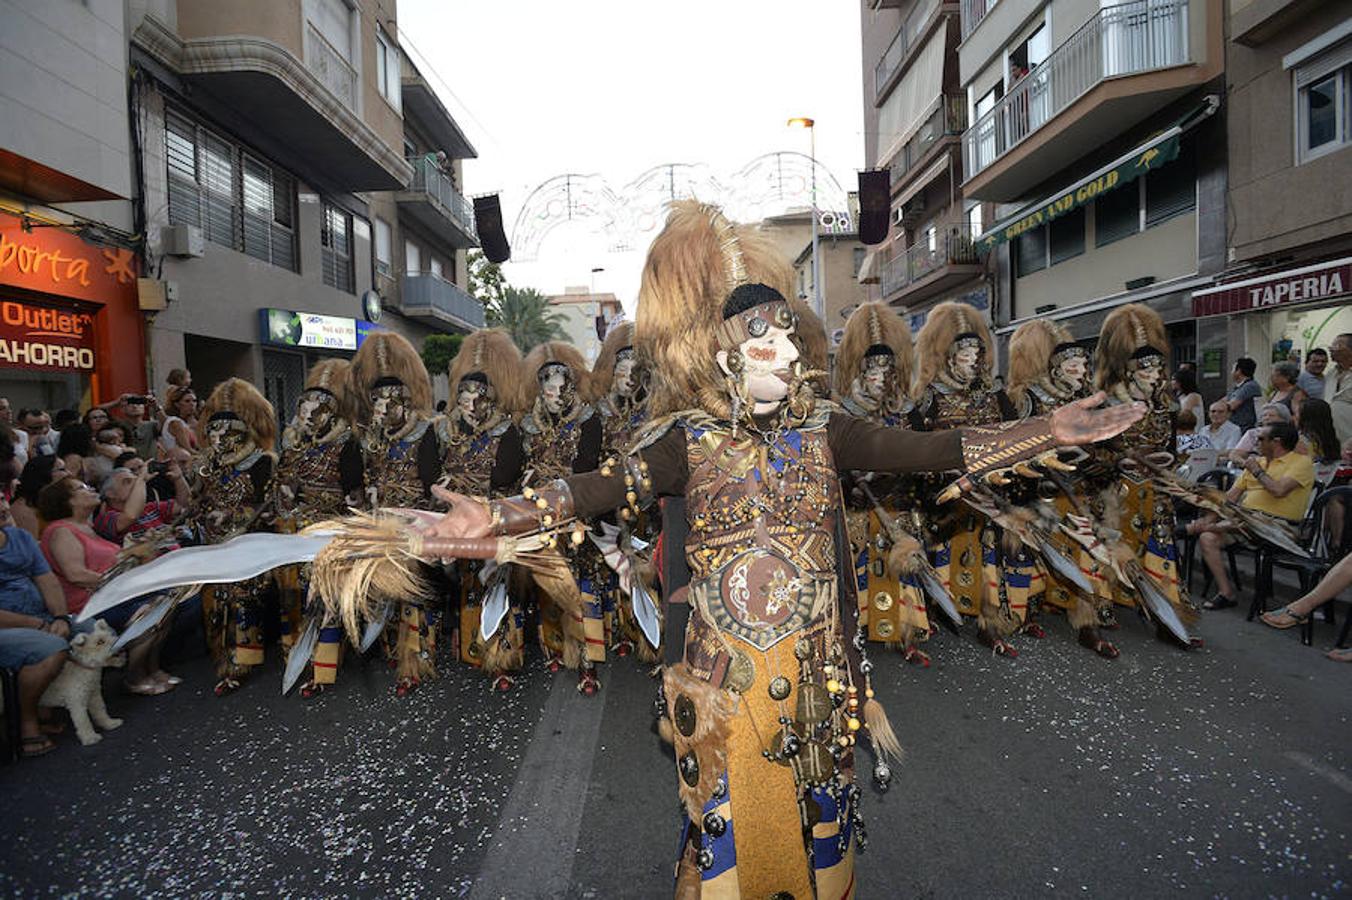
left=0, top=211, right=145, bottom=400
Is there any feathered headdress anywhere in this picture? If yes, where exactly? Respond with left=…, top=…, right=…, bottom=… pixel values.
left=1094, top=303, right=1167, bottom=392
left=913, top=301, right=992, bottom=398
left=834, top=301, right=914, bottom=400
left=350, top=332, right=433, bottom=419
left=590, top=320, right=638, bottom=403
left=302, top=358, right=357, bottom=425
left=634, top=201, right=793, bottom=418
left=522, top=340, right=592, bottom=408
left=449, top=328, right=525, bottom=415
left=197, top=377, right=276, bottom=452
left=1007, top=319, right=1074, bottom=408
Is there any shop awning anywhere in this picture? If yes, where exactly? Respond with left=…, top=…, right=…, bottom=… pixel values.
left=976, top=98, right=1219, bottom=251
left=1191, top=255, right=1352, bottom=317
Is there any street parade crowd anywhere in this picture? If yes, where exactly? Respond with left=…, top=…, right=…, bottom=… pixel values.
left=2, top=202, right=1351, bottom=898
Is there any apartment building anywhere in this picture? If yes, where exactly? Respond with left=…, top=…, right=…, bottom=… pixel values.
left=0, top=0, right=147, bottom=410
left=547, top=288, right=622, bottom=365
left=958, top=0, right=1226, bottom=367
left=129, top=0, right=481, bottom=419
left=860, top=0, right=987, bottom=336
left=1189, top=3, right=1352, bottom=390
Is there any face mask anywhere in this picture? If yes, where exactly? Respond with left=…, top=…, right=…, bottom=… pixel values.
left=370, top=384, right=411, bottom=432
left=539, top=365, right=576, bottom=416
left=296, top=391, right=335, bottom=436
left=457, top=379, right=495, bottom=424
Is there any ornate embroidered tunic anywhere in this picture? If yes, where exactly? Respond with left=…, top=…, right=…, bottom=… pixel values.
left=520, top=402, right=602, bottom=481
left=439, top=414, right=524, bottom=498
left=363, top=418, right=442, bottom=510
left=275, top=426, right=364, bottom=529
left=192, top=449, right=274, bottom=545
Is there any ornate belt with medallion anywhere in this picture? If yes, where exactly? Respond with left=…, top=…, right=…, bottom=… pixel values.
left=689, top=549, right=835, bottom=652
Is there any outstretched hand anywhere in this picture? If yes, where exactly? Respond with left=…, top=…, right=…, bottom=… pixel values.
left=1050, top=391, right=1144, bottom=446
left=426, top=486, right=493, bottom=540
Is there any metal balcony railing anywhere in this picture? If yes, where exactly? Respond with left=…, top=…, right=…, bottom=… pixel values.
left=874, top=0, right=941, bottom=102
left=407, top=156, right=478, bottom=240
left=880, top=223, right=983, bottom=297
left=304, top=23, right=357, bottom=112
left=889, top=94, right=968, bottom=187
left=960, top=0, right=998, bottom=39
left=401, top=272, right=485, bottom=329
left=963, top=0, right=1191, bottom=179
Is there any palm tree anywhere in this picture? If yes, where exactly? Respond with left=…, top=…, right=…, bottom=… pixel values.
left=488, top=286, right=566, bottom=352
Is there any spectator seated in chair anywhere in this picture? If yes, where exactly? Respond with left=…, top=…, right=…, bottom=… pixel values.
left=94, top=461, right=190, bottom=542
left=1202, top=399, right=1243, bottom=452
left=1229, top=403, right=1293, bottom=465
left=1261, top=551, right=1352, bottom=662
left=10, top=455, right=67, bottom=541
left=1186, top=422, right=1315, bottom=610
left=1175, top=409, right=1213, bottom=455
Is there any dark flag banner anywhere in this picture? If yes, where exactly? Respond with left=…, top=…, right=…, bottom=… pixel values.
left=473, top=194, right=511, bottom=263
left=857, top=169, right=890, bottom=246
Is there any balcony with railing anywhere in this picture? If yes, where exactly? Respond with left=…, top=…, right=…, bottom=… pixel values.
left=874, top=0, right=943, bottom=103
left=880, top=222, right=984, bottom=304
left=960, top=0, right=998, bottom=39
left=889, top=94, right=968, bottom=188
left=399, top=272, right=485, bottom=332
left=397, top=157, right=480, bottom=249
left=303, top=23, right=358, bottom=113
left=961, top=0, right=1196, bottom=199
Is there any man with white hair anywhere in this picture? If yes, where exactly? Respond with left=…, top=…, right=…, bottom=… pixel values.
left=1228, top=402, right=1292, bottom=464
left=1327, top=333, right=1352, bottom=443
left=1202, top=399, right=1243, bottom=451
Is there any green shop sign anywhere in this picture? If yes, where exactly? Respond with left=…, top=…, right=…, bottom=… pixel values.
left=978, top=133, right=1181, bottom=251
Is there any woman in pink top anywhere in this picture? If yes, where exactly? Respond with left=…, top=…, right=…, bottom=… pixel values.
left=38, top=476, right=178, bottom=695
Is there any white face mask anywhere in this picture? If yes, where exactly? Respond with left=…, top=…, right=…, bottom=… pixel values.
left=718, top=325, right=800, bottom=414
left=949, top=345, right=980, bottom=386
left=1055, top=355, right=1087, bottom=393
left=370, top=388, right=409, bottom=433
left=1128, top=358, right=1163, bottom=399
left=860, top=358, right=894, bottom=402
left=457, top=380, right=493, bottom=424
left=539, top=366, right=575, bottom=416
left=613, top=357, right=637, bottom=398
left=296, top=394, right=333, bottom=435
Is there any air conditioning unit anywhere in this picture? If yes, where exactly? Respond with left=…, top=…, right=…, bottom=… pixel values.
left=162, top=224, right=204, bottom=258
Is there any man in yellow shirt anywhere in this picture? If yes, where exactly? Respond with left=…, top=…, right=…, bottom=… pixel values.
left=1191, top=422, right=1315, bottom=609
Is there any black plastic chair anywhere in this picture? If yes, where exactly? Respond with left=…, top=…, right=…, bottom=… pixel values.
left=1, top=667, right=19, bottom=765
left=1181, top=468, right=1239, bottom=593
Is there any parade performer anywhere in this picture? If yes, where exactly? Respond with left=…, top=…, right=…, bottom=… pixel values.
left=593, top=320, right=660, bottom=661
left=404, top=202, right=1140, bottom=898
left=835, top=302, right=936, bottom=665
left=913, top=302, right=1036, bottom=656
left=519, top=341, right=606, bottom=692
left=273, top=359, right=365, bottom=696
left=440, top=328, right=527, bottom=690
left=190, top=378, right=277, bottom=696
left=1006, top=320, right=1119, bottom=658
left=1084, top=303, right=1197, bottom=644
left=351, top=331, right=444, bottom=694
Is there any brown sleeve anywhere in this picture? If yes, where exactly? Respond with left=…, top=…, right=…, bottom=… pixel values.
left=566, top=425, right=688, bottom=519
left=827, top=413, right=965, bottom=474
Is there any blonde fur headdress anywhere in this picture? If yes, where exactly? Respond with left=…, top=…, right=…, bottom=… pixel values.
left=449, top=328, right=525, bottom=415
left=913, top=301, right=992, bottom=398
left=350, top=332, right=433, bottom=419
left=522, top=340, right=592, bottom=408
left=302, top=359, right=356, bottom=425
left=834, top=301, right=914, bottom=399
left=590, top=320, right=638, bottom=403
left=1007, top=319, right=1074, bottom=408
left=635, top=201, right=794, bottom=418
left=197, top=377, right=276, bottom=452
left=1094, top=303, right=1167, bottom=393
left=790, top=299, right=831, bottom=397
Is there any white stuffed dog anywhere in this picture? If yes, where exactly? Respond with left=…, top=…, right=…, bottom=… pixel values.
left=40, top=620, right=126, bottom=746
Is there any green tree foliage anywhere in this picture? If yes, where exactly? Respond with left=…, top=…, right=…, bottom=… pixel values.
left=488, top=286, right=566, bottom=352
left=421, top=333, right=464, bottom=377
left=467, top=250, right=507, bottom=310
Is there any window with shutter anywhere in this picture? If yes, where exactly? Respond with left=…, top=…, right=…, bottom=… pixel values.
left=321, top=201, right=354, bottom=294
left=1095, top=183, right=1141, bottom=248
left=1015, top=225, right=1047, bottom=275
left=1049, top=206, right=1086, bottom=265
left=1145, top=141, right=1196, bottom=227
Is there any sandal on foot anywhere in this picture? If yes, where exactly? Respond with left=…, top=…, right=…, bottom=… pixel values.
left=902, top=647, right=931, bottom=668
left=1202, top=594, right=1236, bottom=610
left=127, top=678, right=172, bottom=696
left=1326, top=647, right=1352, bottom=663
left=1022, top=623, right=1047, bottom=639
left=1260, top=606, right=1309, bottom=629
left=213, top=678, right=241, bottom=697
left=20, top=735, right=56, bottom=757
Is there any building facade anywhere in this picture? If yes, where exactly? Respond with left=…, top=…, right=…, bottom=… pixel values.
left=1189, top=2, right=1352, bottom=392
left=128, top=0, right=481, bottom=421
left=0, top=0, right=147, bottom=411
left=546, top=288, right=621, bottom=366
left=958, top=0, right=1226, bottom=376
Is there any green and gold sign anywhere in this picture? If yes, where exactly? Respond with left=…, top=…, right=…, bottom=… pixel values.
left=978, top=133, right=1181, bottom=250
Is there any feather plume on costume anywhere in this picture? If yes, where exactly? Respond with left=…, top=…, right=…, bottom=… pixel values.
left=522, top=341, right=593, bottom=410
left=789, top=298, right=832, bottom=398
left=450, top=328, right=525, bottom=416
left=303, top=358, right=358, bottom=424
left=1007, top=319, right=1073, bottom=409
left=635, top=201, right=794, bottom=419
left=864, top=697, right=903, bottom=764
left=197, top=378, right=277, bottom=451
left=590, top=320, right=636, bottom=403
left=351, top=331, right=433, bottom=419
left=1094, top=303, right=1167, bottom=393
left=835, top=302, right=915, bottom=401
left=912, top=301, right=993, bottom=400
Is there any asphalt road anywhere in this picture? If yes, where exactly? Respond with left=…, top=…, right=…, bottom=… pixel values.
left=1, top=595, right=1348, bottom=899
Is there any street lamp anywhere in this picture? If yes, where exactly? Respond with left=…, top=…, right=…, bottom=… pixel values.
left=787, top=117, right=822, bottom=319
